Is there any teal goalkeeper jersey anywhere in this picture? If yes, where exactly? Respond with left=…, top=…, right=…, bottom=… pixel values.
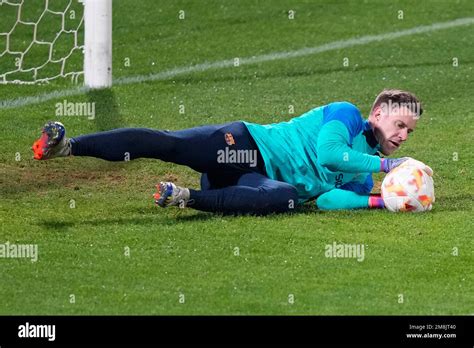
left=243, top=102, right=382, bottom=204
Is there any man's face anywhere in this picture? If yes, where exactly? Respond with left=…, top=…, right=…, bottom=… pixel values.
left=370, top=105, right=418, bottom=155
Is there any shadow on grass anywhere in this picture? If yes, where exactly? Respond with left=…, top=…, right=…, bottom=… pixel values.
left=39, top=220, right=77, bottom=231
left=36, top=213, right=211, bottom=231
left=86, top=87, right=132, bottom=173
left=34, top=192, right=470, bottom=233
left=87, top=88, right=124, bottom=131
left=429, top=193, right=473, bottom=213
left=36, top=192, right=469, bottom=232
left=35, top=204, right=326, bottom=231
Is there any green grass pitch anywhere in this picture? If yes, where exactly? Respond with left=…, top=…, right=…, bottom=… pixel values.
left=0, top=0, right=472, bottom=315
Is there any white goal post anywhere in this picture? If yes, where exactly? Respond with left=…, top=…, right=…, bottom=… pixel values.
left=0, top=0, right=112, bottom=88
left=83, top=0, right=112, bottom=88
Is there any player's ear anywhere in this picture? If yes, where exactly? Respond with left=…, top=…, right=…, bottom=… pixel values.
left=370, top=105, right=382, bottom=122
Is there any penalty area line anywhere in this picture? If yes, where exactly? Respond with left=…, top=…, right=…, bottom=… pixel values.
left=1, top=17, right=473, bottom=111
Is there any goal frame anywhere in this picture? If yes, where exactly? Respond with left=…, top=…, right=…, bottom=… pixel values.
left=83, top=0, right=112, bottom=88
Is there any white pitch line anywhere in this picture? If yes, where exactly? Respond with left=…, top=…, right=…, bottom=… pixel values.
left=1, top=17, right=473, bottom=111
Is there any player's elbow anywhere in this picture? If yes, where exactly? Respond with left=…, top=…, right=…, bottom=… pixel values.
left=316, top=192, right=339, bottom=210
left=317, top=152, right=341, bottom=172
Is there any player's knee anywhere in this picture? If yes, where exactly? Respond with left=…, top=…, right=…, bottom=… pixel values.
left=281, top=185, right=298, bottom=211
left=261, top=183, right=298, bottom=213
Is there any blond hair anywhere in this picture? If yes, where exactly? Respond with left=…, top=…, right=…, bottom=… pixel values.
left=371, top=89, right=423, bottom=117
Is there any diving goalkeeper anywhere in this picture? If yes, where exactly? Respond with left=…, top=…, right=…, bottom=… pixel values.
left=32, top=89, right=432, bottom=215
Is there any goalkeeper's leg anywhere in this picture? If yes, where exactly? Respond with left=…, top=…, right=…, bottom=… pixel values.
left=33, top=121, right=263, bottom=174
left=156, top=171, right=299, bottom=215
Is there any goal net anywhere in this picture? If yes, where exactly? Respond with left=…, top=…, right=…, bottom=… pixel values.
left=0, top=0, right=112, bottom=88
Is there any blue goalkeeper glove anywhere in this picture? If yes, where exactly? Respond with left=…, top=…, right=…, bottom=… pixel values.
left=380, top=157, right=409, bottom=173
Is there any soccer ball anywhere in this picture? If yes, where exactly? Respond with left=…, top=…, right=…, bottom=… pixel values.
left=381, top=164, right=435, bottom=212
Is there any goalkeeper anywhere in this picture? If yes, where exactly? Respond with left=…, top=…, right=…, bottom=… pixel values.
left=32, top=89, right=432, bottom=215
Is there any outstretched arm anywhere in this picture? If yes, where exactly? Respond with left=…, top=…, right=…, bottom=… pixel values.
left=316, top=189, right=369, bottom=210
left=316, top=173, right=384, bottom=210
left=316, top=190, right=384, bottom=210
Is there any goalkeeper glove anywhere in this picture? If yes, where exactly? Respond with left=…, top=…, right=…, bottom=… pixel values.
left=381, top=157, right=434, bottom=176
left=380, top=157, right=409, bottom=173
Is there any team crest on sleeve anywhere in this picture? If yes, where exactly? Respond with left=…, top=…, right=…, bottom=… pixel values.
left=225, top=133, right=235, bottom=145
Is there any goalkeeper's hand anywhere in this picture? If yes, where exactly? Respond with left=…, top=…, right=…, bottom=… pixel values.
left=380, top=157, right=409, bottom=173
left=380, top=157, right=433, bottom=176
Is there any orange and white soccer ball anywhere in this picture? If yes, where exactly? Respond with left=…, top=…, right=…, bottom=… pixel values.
left=381, top=164, right=435, bottom=212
